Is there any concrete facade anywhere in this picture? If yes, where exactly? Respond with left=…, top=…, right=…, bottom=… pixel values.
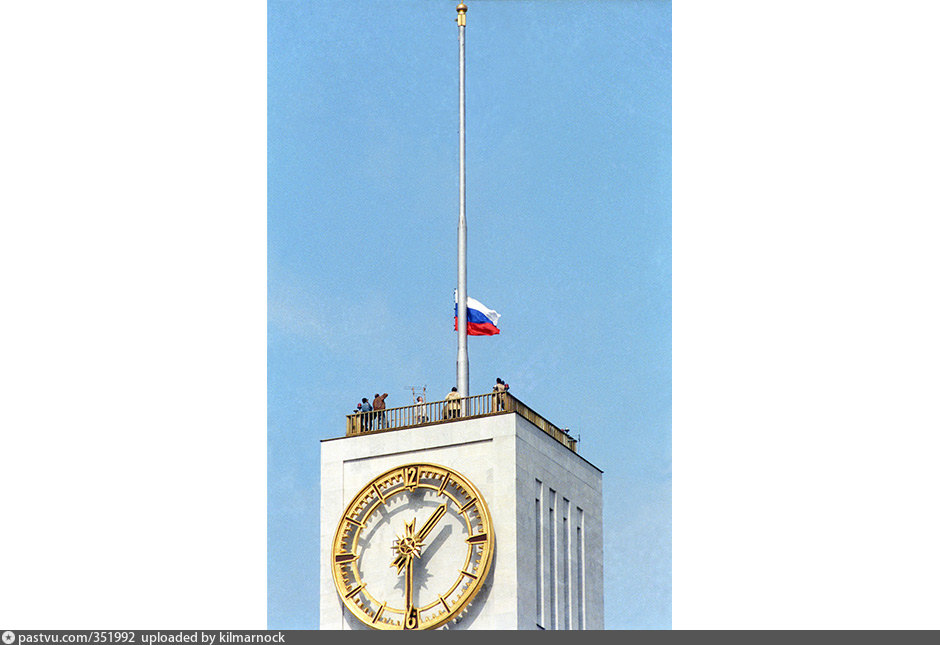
left=319, top=412, right=603, bottom=630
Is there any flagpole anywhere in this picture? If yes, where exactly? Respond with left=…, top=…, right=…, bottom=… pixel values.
left=456, top=3, right=470, bottom=399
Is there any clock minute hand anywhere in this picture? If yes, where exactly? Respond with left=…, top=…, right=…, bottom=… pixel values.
left=404, top=554, right=418, bottom=630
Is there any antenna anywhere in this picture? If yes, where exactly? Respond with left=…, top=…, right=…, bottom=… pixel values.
left=404, top=385, right=428, bottom=404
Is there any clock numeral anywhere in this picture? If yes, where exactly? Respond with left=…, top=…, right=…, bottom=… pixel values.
left=460, top=569, right=478, bottom=580
left=404, top=605, right=419, bottom=630
left=438, top=595, right=450, bottom=611
left=344, top=584, right=364, bottom=599
left=403, top=466, right=419, bottom=491
left=334, top=552, right=358, bottom=564
left=345, top=516, right=362, bottom=527
left=466, top=532, right=488, bottom=544
left=459, top=497, right=477, bottom=513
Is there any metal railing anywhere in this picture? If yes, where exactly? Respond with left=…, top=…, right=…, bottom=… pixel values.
left=346, top=392, right=577, bottom=453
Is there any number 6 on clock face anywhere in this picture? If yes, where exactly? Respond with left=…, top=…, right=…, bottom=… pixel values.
left=330, top=463, right=495, bottom=630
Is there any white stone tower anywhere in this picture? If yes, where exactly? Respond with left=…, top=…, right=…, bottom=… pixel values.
left=319, top=393, right=603, bottom=630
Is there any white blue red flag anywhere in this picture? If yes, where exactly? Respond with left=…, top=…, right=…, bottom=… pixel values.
left=454, top=292, right=501, bottom=336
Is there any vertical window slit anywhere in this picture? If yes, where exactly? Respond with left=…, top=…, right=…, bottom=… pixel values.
left=535, top=479, right=542, bottom=628
left=563, top=498, right=570, bottom=630
left=549, top=488, right=556, bottom=630
left=577, top=507, right=584, bottom=629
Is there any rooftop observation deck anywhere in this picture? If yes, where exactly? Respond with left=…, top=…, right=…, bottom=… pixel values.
left=345, top=391, right=578, bottom=453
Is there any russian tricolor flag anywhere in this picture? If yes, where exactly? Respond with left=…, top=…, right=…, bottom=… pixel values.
left=454, top=292, right=501, bottom=336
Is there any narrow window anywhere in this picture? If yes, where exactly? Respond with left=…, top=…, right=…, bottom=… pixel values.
left=535, top=480, right=542, bottom=628
left=576, top=507, right=584, bottom=629
left=549, top=488, right=556, bottom=629
left=563, top=498, right=570, bottom=630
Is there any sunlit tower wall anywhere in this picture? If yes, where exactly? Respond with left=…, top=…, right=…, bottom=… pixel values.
left=320, top=411, right=603, bottom=629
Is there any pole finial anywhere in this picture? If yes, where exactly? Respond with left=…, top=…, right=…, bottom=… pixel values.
left=456, top=3, right=467, bottom=26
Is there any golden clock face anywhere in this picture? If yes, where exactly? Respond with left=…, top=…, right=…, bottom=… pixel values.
left=330, top=463, right=495, bottom=630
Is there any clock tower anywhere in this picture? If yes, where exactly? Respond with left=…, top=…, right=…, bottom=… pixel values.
left=319, top=392, right=603, bottom=629
left=320, top=5, right=602, bottom=629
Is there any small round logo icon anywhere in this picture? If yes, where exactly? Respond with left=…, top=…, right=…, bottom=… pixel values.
left=2, top=631, right=15, bottom=645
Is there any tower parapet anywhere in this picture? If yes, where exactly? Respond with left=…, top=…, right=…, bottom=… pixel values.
left=344, top=392, right=578, bottom=453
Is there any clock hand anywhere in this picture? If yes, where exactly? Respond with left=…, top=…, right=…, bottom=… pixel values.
left=391, top=518, right=417, bottom=574
left=400, top=504, right=451, bottom=629
left=403, top=555, right=419, bottom=630
left=416, top=503, right=447, bottom=543
left=392, top=504, right=447, bottom=573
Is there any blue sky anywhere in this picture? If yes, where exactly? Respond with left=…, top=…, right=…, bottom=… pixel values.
left=268, top=0, right=671, bottom=630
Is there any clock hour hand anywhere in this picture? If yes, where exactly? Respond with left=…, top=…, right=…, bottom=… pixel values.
left=416, top=503, right=447, bottom=543
left=391, top=503, right=447, bottom=573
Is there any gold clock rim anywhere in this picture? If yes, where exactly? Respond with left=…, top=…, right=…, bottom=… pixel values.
left=330, top=462, right=495, bottom=630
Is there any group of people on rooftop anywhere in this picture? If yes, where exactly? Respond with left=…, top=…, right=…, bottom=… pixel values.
left=354, top=393, right=387, bottom=432
left=352, top=378, right=509, bottom=433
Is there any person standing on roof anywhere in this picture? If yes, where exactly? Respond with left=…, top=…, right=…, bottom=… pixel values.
left=373, top=392, right=389, bottom=429
left=351, top=402, right=364, bottom=433
left=415, top=395, right=428, bottom=424
left=360, top=397, right=373, bottom=431
left=492, top=377, right=509, bottom=411
left=444, top=387, right=461, bottom=419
